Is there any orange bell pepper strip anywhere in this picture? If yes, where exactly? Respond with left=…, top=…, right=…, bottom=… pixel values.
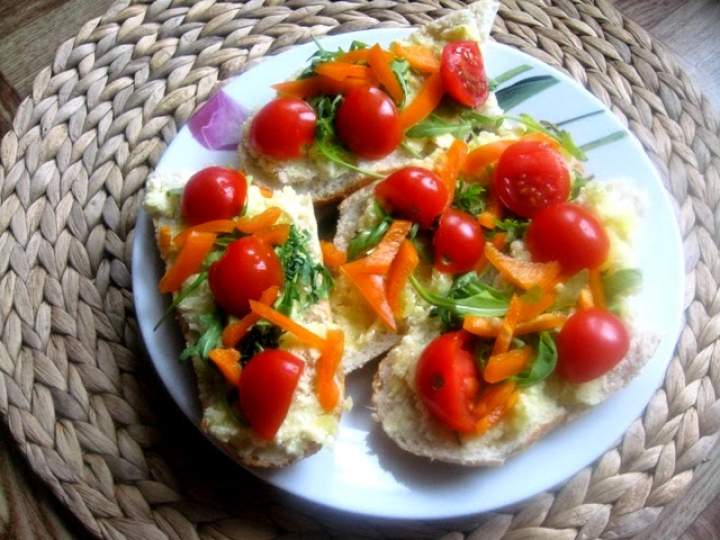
left=221, top=286, right=279, bottom=348
left=316, top=329, right=344, bottom=412
left=259, top=186, right=274, bottom=198
left=474, top=381, right=519, bottom=435
left=315, top=62, right=375, bottom=82
left=492, top=294, right=524, bottom=355
left=249, top=301, right=327, bottom=350
left=320, top=241, right=347, bottom=270
left=337, top=48, right=372, bottom=64
left=577, top=286, right=595, bottom=310
left=588, top=268, right=606, bottom=310
left=477, top=212, right=497, bottom=229
left=208, top=348, right=242, bottom=387
left=343, top=220, right=412, bottom=275
left=390, top=42, right=439, bottom=73
left=157, top=225, right=173, bottom=256
left=236, top=207, right=282, bottom=234
left=463, top=140, right=514, bottom=183
left=484, top=243, right=560, bottom=291
left=483, top=346, right=533, bottom=384
left=158, top=231, right=216, bottom=293
left=173, top=219, right=237, bottom=247
left=518, top=287, right=557, bottom=321
left=253, top=224, right=290, bottom=246
left=434, top=139, right=468, bottom=202
left=464, top=312, right=567, bottom=337
left=386, top=240, right=419, bottom=316
left=341, top=267, right=396, bottom=331
left=368, top=44, right=404, bottom=103
left=399, top=71, right=444, bottom=130
left=273, top=75, right=372, bottom=98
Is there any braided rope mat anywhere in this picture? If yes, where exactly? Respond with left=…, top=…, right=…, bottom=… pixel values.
left=0, top=0, right=718, bottom=538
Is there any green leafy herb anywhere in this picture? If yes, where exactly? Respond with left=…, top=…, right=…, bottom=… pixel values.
left=551, top=269, right=588, bottom=311
left=299, top=39, right=368, bottom=78
left=495, top=75, right=559, bottom=110
left=508, top=113, right=586, bottom=161
left=489, top=64, right=532, bottom=91
left=347, top=201, right=392, bottom=260
left=180, top=313, right=223, bottom=361
left=406, top=111, right=501, bottom=139
left=275, top=225, right=333, bottom=315
left=237, top=322, right=281, bottom=360
left=570, top=172, right=592, bottom=200
left=453, top=181, right=486, bottom=215
left=411, top=273, right=510, bottom=329
left=495, top=217, right=529, bottom=242
left=603, top=268, right=642, bottom=313
left=579, top=130, right=627, bottom=153
left=512, top=332, right=557, bottom=387
left=391, top=58, right=411, bottom=107
left=154, top=272, right=208, bottom=330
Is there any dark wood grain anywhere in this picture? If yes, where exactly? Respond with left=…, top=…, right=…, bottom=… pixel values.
left=0, top=0, right=70, bottom=37
left=0, top=70, right=20, bottom=134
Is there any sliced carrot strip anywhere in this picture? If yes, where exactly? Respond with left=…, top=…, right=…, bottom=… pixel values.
left=315, top=61, right=374, bottom=82
left=577, top=286, right=595, bottom=310
left=341, top=266, right=396, bottom=331
left=337, top=48, right=371, bottom=64
left=463, top=140, right=514, bottom=182
left=386, top=240, right=419, bottom=316
left=320, top=241, right=347, bottom=270
left=273, top=75, right=373, bottom=98
left=221, top=286, right=279, bottom=348
left=236, top=207, right=282, bottom=234
left=343, top=220, right=412, bottom=275
left=253, top=224, right=290, bottom=246
left=484, top=346, right=533, bottom=384
left=173, top=219, right=237, bottom=247
left=208, top=348, right=242, bottom=387
left=399, top=71, right=444, bottom=130
left=434, top=139, right=468, bottom=202
left=588, top=268, right=607, bottom=310
left=484, top=243, right=560, bottom=291
left=158, top=231, right=216, bottom=293
left=492, top=294, right=523, bottom=355
left=249, top=301, right=326, bottom=350
left=316, top=329, right=344, bottom=412
left=391, top=42, right=439, bottom=73
left=368, top=44, right=404, bottom=103
left=157, top=225, right=173, bottom=256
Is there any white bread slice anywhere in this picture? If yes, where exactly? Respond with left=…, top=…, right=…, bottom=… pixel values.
left=237, top=0, right=501, bottom=204
left=144, top=174, right=343, bottom=467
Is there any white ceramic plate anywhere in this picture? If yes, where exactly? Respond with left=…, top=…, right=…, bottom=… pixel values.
left=132, top=28, right=685, bottom=521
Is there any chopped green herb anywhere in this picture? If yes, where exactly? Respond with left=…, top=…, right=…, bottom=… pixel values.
left=406, top=111, right=502, bottom=139
left=391, top=58, right=411, bottom=107
left=603, top=268, right=642, bottom=313
left=570, top=172, right=592, bottom=200
left=507, top=113, right=586, bottom=161
left=154, top=272, right=208, bottom=330
left=512, top=332, right=557, bottom=387
left=494, top=217, right=529, bottom=242
left=453, top=181, right=486, bottom=215
left=180, top=312, right=223, bottom=361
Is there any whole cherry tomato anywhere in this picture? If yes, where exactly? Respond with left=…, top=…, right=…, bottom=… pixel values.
left=433, top=208, right=485, bottom=274
left=556, top=308, right=629, bottom=383
left=181, top=167, right=247, bottom=226
left=336, top=86, right=402, bottom=159
left=493, top=140, right=570, bottom=218
left=248, top=97, right=316, bottom=159
left=374, top=166, right=449, bottom=228
left=526, top=202, right=610, bottom=274
left=440, top=41, right=489, bottom=108
left=238, top=349, right=304, bottom=440
left=415, top=331, right=482, bottom=433
left=208, top=236, right=283, bottom=317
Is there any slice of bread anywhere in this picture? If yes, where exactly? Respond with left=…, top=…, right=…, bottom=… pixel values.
left=237, top=0, right=501, bottom=204
left=145, top=174, right=343, bottom=467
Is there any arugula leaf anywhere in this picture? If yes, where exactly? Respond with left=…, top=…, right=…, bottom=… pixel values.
left=551, top=269, right=588, bottom=311
left=508, top=113, right=586, bottom=161
left=347, top=217, right=392, bottom=260
left=275, top=225, right=333, bottom=315
left=570, top=172, right=592, bottom=200
left=400, top=140, right=423, bottom=158
left=411, top=273, right=510, bottom=329
left=495, top=75, right=559, bottom=111
left=237, top=321, right=281, bottom=359
left=154, top=272, right=208, bottom=330
left=391, top=58, right=411, bottom=107
left=488, top=64, right=532, bottom=91
left=406, top=111, right=501, bottom=139
left=299, top=39, right=369, bottom=78
left=180, top=313, right=223, bottom=361
left=603, top=268, right=642, bottom=313
left=453, top=181, right=486, bottom=215
left=512, top=332, right=557, bottom=387
left=494, top=217, right=529, bottom=242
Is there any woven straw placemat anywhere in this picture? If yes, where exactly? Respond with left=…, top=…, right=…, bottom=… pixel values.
left=0, top=0, right=718, bottom=538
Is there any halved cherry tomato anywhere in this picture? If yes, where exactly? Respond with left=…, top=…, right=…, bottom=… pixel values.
left=415, top=331, right=482, bottom=433
left=335, top=86, right=402, bottom=159
left=238, top=349, right=304, bottom=440
left=440, top=41, right=489, bottom=108
left=556, top=308, right=629, bottom=383
left=181, top=167, right=247, bottom=226
left=433, top=209, right=485, bottom=274
left=374, top=166, right=449, bottom=228
left=493, top=140, right=570, bottom=218
left=248, top=97, right=317, bottom=159
left=526, top=202, right=609, bottom=274
left=208, top=236, right=283, bottom=317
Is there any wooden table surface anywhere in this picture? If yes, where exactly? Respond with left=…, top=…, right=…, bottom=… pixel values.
left=0, top=1, right=719, bottom=539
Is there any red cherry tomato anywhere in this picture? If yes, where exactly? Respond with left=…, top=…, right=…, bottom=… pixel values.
left=238, top=349, right=304, bottom=440
left=181, top=167, right=248, bottom=226
left=526, top=202, right=610, bottom=274
left=248, top=97, right=316, bottom=159
left=336, top=86, right=402, bottom=159
left=433, top=209, right=485, bottom=274
left=556, top=308, right=629, bottom=383
left=440, top=41, right=489, bottom=108
left=374, top=166, right=449, bottom=228
left=493, top=140, right=570, bottom=218
left=415, top=331, right=482, bottom=433
left=208, top=236, right=283, bottom=317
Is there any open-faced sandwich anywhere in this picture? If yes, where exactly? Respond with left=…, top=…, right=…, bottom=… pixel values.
left=144, top=167, right=344, bottom=467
